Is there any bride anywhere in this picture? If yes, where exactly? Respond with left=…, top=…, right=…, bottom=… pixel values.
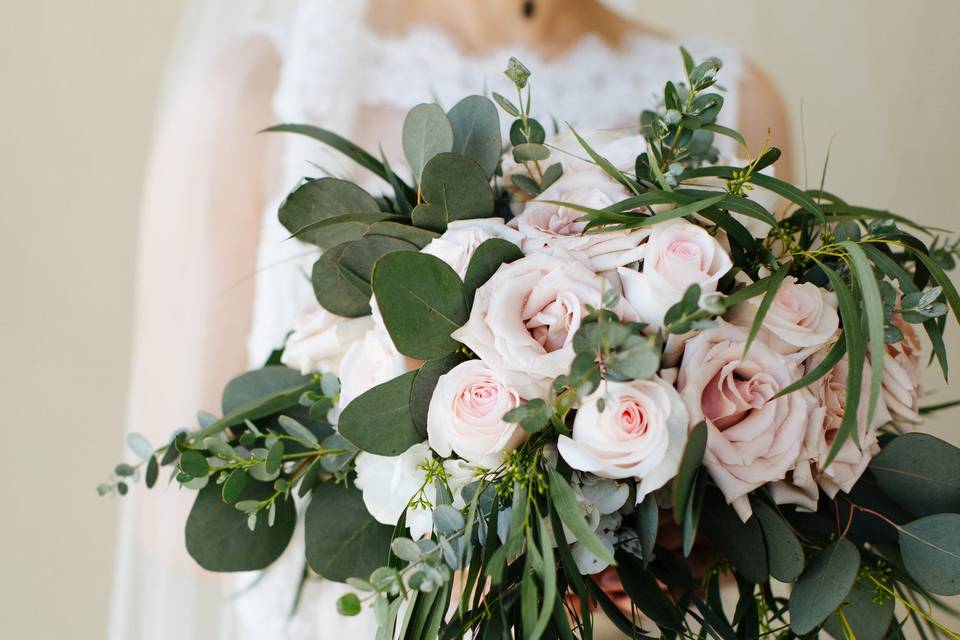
left=112, top=0, right=789, bottom=638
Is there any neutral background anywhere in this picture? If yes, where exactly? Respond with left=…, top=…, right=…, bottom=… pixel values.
left=2, top=1, right=958, bottom=638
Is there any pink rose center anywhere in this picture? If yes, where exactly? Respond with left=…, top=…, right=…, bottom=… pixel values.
left=667, top=240, right=703, bottom=265
left=456, top=378, right=504, bottom=421
left=702, top=367, right=776, bottom=430
left=617, top=398, right=648, bottom=437
left=526, top=296, right=577, bottom=353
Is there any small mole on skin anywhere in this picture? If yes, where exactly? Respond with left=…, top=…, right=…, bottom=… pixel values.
left=522, top=1, right=535, bottom=19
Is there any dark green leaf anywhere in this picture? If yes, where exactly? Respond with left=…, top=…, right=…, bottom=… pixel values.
left=411, top=353, right=467, bottom=437
left=899, top=513, right=960, bottom=595
left=512, top=142, right=550, bottom=162
left=547, top=468, right=616, bottom=567
left=870, top=433, right=960, bottom=517
left=304, top=482, right=394, bottom=582
left=701, top=489, right=768, bottom=584
left=364, top=221, right=438, bottom=248
left=569, top=127, right=639, bottom=194
left=338, top=371, right=423, bottom=456
left=145, top=455, right=159, bottom=489
left=337, top=592, right=362, bottom=616
left=179, top=450, right=209, bottom=479
left=185, top=480, right=296, bottom=571
left=278, top=178, right=382, bottom=248
left=311, top=243, right=372, bottom=317
left=788, top=538, right=860, bottom=634
left=841, top=240, right=885, bottom=427
left=673, top=421, right=707, bottom=524
left=402, top=103, right=454, bottom=183
left=447, top=95, right=501, bottom=177
left=372, top=251, right=468, bottom=359
left=823, top=577, right=895, bottom=640
left=412, top=153, right=494, bottom=232
left=701, top=123, right=746, bottom=148
left=634, top=492, right=658, bottom=568
left=221, top=468, right=247, bottom=504
left=751, top=497, right=804, bottom=582
left=265, top=441, right=284, bottom=475
left=462, top=238, right=524, bottom=305
left=774, top=335, right=846, bottom=398
left=615, top=550, right=682, bottom=630
left=743, top=262, right=789, bottom=356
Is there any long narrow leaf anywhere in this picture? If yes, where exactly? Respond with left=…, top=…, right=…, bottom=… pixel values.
left=743, top=262, right=790, bottom=356
left=774, top=335, right=846, bottom=398
left=547, top=468, right=616, bottom=567
left=702, top=123, right=747, bottom=148
left=815, top=259, right=864, bottom=460
left=841, top=241, right=885, bottom=427
left=569, top=127, right=641, bottom=194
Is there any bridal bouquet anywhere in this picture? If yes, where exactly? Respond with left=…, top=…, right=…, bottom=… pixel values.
left=105, top=51, right=960, bottom=639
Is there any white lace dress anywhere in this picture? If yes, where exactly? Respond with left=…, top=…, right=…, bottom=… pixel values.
left=233, top=5, right=744, bottom=638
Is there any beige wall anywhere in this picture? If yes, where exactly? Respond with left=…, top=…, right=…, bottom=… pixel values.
left=1, top=1, right=958, bottom=638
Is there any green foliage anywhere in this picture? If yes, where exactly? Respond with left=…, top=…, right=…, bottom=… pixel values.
left=410, top=353, right=466, bottom=437
left=822, top=576, right=895, bottom=640
left=899, top=513, right=960, bottom=595
left=402, top=103, right=454, bottom=184
left=546, top=468, right=615, bottom=568
left=338, top=371, right=424, bottom=456
left=871, top=433, right=960, bottom=516
left=788, top=538, right=860, bottom=634
left=462, top=238, right=523, bottom=305
left=752, top=497, right=804, bottom=582
left=304, top=482, right=395, bottom=583
left=279, top=178, right=383, bottom=248
left=372, top=252, right=468, bottom=359
left=700, top=489, right=768, bottom=584
left=447, top=95, right=501, bottom=177
left=185, top=481, right=296, bottom=572
left=411, top=153, right=494, bottom=232
left=672, top=421, right=707, bottom=525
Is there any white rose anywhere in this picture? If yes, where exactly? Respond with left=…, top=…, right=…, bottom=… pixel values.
left=452, top=251, right=636, bottom=398
left=420, top=218, right=523, bottom=277
left=338, top=328, right=416, bottom=409
left=427, top=360, right=527, bottom=468
left=676, top=322, right=814, bottom=521
left=513, top=168, right=649, bottom=271
left=354, top=442, right=482, bottom=539
left=772, top=350, right=892, bottom=511
left=617, top=220, right=732, bottom=330
left=726, top=275, right=839, bottom=358
left=558, top=377, right=689, bottom=502
left=280, top=306, right=374, bottom=375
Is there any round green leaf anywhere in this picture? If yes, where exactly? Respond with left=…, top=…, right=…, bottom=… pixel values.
left=372, top=252, right=468, bottom=359
left=305, top=482, right=395, bottom=582
left=410, top=353, right=467, bottom=436
left=337, top=592, right=362, bottom=616
left=752, top=497, right=804, bottom=582
left=411, top=153, right=494, bottom=232
left=279, top=178, right=381, bottom=249
left=788, top=538, right=860, bottom=634
left=363, top=221, right=438, bottom=249
left=185, top=480, right=296, bottom=571
left=823, top=577, right=895, bottom=640
left=870, top=433, right=960, bottom=517
left=145, top=455, right=159, bottom=489
left=222, top=366, right=313, bottom=415
left=402, top=103, right=453, bottom=183
left=179, top=450, right=209, bottom=479
left=221, top=468, right=248, bottom=504
left=462, top=238, right=523, bottom=305
left=338, top=371, right=424, bottom=456
left=899, top=513, right=960, bottom=595
left=700, top=489, right=768, bottom=584
left=311, top=243, right=372, bottom=317
left=447, top=95, right=502, bottom=177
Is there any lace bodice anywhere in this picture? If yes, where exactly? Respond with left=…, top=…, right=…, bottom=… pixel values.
left=238, top=6, right=743, bottom=638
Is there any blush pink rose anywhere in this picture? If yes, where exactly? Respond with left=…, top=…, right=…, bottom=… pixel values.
left=420, top=218, right=522, bottom=278
left=772, top=349, right=892, bottom=511
left=452, top=251, right=637, bottom=398
left=558, top=377, right=689, bottom=502
left=617, top=220, right=732, bottom=330
left=879, top=315, right=923, bottom=424
left=676, top=322, right=813, bottom=521
left=726, top=275, right=839, bottom=358
left=427, top=360, right=527, bottom=468
left=513, top=169, right=649, bottom=271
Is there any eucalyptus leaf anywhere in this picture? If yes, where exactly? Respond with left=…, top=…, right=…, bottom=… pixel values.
left=788, top=538, right=860, bottom=634
left=700, top=488, right=767, bottom=584
left=311, top=243, right=371, bottom=317
left=403, top=103, right=454, bottom=183
left=462, top=238, right=524, bottom=305
left=305, top=482, right=395, bottom=582
left=546, top=468, right=616, bottom=568
left=338, top=371, right=424, bottom=456
left=899, top=513, right=960, bottom=595
left=185, top=481, right=295, bottom=571
left=447, top=95, right=501, bottom=177
left=751, top=497, right=804, bottom=582
left=823, top=577, right=895, bottom=640
left=411, top=153, right=494, bottom=232
left=372, top=252, right=468, bottom=359
left=279, top=178, right=382, bottom=248
left=870, top=433, right=960, bottom=517
left=126, top=433, right=153, bottom=460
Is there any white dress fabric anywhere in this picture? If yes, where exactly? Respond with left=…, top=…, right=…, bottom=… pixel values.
left=112, top=1, right=743, bottom=638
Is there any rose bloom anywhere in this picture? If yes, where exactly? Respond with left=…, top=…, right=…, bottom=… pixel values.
left=452, top=250, right=636, bottom=398
left=355, top=442, right=479, bottom=539
left=880, top=314, right=923, bottom=424
left=280, top=306, right=374, bottom=375
left=676, top=322, right=813, bottom=521
left=558, top=377, right=689, bottom=502
left=420, top=218, right=523, bottom=278
left=617, top=220, right=732, bottom=330
left=513, top=168, right=649, bottom=271
left=337, top=327, right=417, bottom=410
left=772, top=350, right=892, bottom=511
left=726, top=275, right=839, bottom=359
left=427, top=360, right=527, bottom=468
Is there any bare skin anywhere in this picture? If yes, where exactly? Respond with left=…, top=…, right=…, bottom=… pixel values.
left=367, top=0, right=793, bottom=179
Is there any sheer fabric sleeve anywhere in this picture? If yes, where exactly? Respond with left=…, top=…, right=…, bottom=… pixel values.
left=109, top=33, right=282, bottom=640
